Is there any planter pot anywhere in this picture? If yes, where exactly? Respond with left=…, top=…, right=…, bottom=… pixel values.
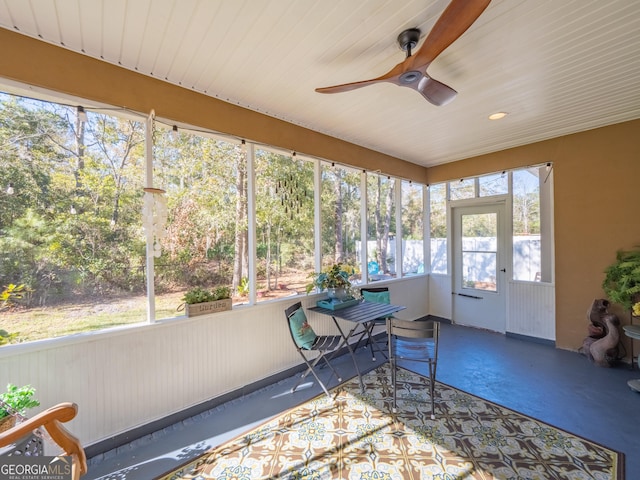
left=0, top=414, right=16, bottom=433
left=186, top=298, right=232, bottom=317
left=327, top=287, right=348, bottom=301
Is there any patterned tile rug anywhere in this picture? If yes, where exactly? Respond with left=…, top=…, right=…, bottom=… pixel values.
left=157, top=364, right=623, bottom=479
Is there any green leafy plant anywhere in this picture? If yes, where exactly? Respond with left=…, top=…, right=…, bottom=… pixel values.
left=602, top=247, right=640, bottom=310
left=213, top=286, right=231, bottom=300
left=0, top=384, right=40, bottom=419
left=0, top=284, right=28, bottom=312
left=237, top=277, right=249, bottom=297
left=306, top=263, right=353, bottom=294
left=181, top=285, right=231, bottom=305
left=0, top=329, right=19, bottom=347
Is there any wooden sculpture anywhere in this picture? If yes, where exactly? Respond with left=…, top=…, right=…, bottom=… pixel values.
left=580, top=298, right=621, bottom=367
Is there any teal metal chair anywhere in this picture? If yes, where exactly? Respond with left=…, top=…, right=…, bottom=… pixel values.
left=285, top=302, right=344, bottom=399
left=354, top=286, right=392, bottom=361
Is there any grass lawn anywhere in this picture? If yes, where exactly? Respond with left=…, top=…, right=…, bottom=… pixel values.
left=0, top=270, right=311, bottom=345
left=0, top=291, right=185, bottom=343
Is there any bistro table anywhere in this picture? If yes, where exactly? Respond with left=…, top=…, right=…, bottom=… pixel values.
left=308, top=300, right=406, bottom=391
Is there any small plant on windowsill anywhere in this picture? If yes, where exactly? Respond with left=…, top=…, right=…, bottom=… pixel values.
left=0, top=384, right=40, bottom=433
left=179, top=286, right=232, bottom=317
left=306, top=263, right=354, bottom=300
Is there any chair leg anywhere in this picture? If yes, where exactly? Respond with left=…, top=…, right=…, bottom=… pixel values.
left=429, top=361, right=436, bottom=420
left=391, top=358, right=398, bottom=413
left=292, top=354, right=325, bottom=393
left=292, top=353, right=336, bottom=400
left=320, top=354, right=342, bottom=382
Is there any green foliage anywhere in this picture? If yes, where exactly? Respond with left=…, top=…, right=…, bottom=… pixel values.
left=213, top=285, right=231, bottom=300
left=237, top=277, right=249, bottom=297
left=0, top=384, right=40, bottom=419
left=306, top=263, right=353, bottom=294
left=0, top=329, right=19, bottom=346
left=602, top=247, right=640, bottom=310
left=181, top=285, right=231, bottom=305
left=0, top=283, right=28, bottom=311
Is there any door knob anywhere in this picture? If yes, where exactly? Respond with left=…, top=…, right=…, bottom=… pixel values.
left=500, top=268, right=506, bottom=272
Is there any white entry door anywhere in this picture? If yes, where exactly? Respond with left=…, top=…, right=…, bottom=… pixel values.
left=452, top=203, right=507, bottom=333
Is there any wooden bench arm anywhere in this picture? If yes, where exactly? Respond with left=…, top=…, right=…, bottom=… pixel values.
left=0, top=402, right=87, bottom=479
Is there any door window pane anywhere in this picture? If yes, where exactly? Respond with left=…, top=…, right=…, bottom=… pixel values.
left=429, top=184, right=447, bottom=274
left=461, top=213, right=497, bottom=291
left=401, top=181, right=424, bottom=275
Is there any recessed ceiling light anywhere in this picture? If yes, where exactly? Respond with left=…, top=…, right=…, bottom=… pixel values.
left=489, top=112, right=508, bottom=120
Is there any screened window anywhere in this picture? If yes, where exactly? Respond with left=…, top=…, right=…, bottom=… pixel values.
left=154, top=129, right=246, bottom=312
left=479, top=172, right=508, bottom=197
left=254, top=149, right=314, bottom=301
left=401, top=181, right=424, bottom=275
left=513, top=168, right=542, bottom=282
left=429, top=183, right=448, bottom=274
left=366, top=174, right=396, bottom=281
left=0, top=94, right=147, bottom=341
left=320, top=163, right=361, bottom=270
left=449, top=178, right=475, bottom=200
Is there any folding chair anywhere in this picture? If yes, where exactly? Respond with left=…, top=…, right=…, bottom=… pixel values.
left=285, top=302, right=345, bottom=400
left=354, top=287, right=392, bottom=361
left=387, top=318, right=440, bottom=418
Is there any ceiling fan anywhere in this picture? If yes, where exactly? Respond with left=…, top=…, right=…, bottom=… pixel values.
left=315, top=0, right=491, bottom=106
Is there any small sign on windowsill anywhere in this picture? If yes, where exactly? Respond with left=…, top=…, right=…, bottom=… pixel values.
left=186, top=299, right=232, bottom=317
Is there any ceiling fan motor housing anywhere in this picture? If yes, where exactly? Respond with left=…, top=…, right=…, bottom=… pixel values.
left=397, top=28, right=421, bottom=54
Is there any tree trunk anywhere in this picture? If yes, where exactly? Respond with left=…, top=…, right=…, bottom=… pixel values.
left=232, top=155, right=247, bottom=291
left=381, top=182, right=394, bottom=273
left=74, top=112, right=85, bottom=189
left=334, top=171, right=343, bottom=263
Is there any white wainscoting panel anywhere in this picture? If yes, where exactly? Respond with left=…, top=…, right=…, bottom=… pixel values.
left=507, top=282, right=556, bottom=341
left=0, top=276, right=428, bottom=450
left=428, top=274, right=452, bottom=319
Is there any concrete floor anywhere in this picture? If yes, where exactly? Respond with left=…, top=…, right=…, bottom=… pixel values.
left=86, top=322, right=640, bottom=479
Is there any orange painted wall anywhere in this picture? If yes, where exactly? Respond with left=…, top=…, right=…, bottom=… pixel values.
left=429, top=120, right=640, bottom=350
left=0, top=28, right=426, bottom=184
left=2, top=28, right=639, bottom=351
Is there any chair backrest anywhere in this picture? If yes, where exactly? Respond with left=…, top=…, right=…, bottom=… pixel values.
left=387, top=318, right=440, bottom=361
left=360, top=287, right=390, bottom=305
left=285, top=301, right=303, bottom=346
left=361, top=287, right=389, bottom=294
left=387, top=318, right=438, bottom=339
left=285, top=301, right=302, bottom=320
left=284, top=301, right=319, bottom=351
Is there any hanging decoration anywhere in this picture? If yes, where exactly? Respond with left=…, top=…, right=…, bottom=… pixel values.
left=142, top=187, right=167, bottom=257
left=275, top=174, right=309, bottom=220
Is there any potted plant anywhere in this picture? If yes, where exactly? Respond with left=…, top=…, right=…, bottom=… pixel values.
left=0, top=383, right=40, bottom=433
left=180, top=286, right=233, bottom=317
left=306, top=263, right=354, bottom=300
left=602, top=247, right=640, bottom=314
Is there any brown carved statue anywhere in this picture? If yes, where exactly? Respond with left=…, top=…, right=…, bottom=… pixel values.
left=579, top=299, right=621, bottom=367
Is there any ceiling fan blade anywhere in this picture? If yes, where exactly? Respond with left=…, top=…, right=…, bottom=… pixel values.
left=411, top=0, right=491, bottom=69
left=316, top=63, right=405, bottom=94
left=416, top=75, right=457, bottom=106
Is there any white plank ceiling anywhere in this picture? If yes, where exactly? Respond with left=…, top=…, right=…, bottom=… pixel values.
left=1, top=0, right=639, bottom=167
